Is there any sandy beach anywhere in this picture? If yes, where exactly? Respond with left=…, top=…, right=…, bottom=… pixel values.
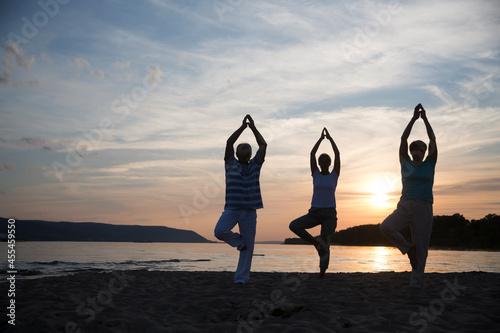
left=2, top=270, right=499, bottom=332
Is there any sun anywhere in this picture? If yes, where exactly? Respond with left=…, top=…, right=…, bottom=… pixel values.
left=368, top=177, right=395, bottom=209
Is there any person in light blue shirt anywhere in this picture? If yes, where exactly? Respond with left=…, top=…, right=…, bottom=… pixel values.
left=289, top=127, right=340, bottom=278
left=214, top=115, right=267, bottom=284
left=380, top=104, right=437, bottom=288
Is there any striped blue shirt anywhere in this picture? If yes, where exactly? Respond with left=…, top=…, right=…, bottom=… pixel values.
left=224, top=150, right=264, bottom=210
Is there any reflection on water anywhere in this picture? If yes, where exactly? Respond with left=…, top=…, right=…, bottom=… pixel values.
left=254, top=245, right=414, bottom=273
left=4, top=242, right=500, bottom=277
left=372, top=247, right=390, bottom=271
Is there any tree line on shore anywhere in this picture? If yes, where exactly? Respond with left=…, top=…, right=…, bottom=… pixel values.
left=284, top=213, right=500, bottom=250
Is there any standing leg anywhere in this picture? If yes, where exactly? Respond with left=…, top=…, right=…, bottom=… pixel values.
left=214, top=210, right=246, bottom=250
left=234, top=209, right=257, bottom=284
left=410, top=201, right=433, bottom=288
left=290, top=209, right=329, bottom=278
left=319, top=208, right=337, bottom=276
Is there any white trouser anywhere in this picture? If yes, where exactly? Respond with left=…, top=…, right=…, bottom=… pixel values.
left=214, top=209, right=257, bottom=284
left=380, top=200, right=433, bottom=287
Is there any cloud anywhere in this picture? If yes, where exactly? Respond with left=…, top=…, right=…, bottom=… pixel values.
left=109, top=73, right=122, bottom=82
left=10, top=79, right=42, bottom=89
left=19, top=137, right=46, bottom=146
left=436, top=178, right=500, bottom=194
left=4, top=41, right=34, bottom=70
left=72, top=57, right=91, bottom=70
left=97, top=69, right=105, bottom=79
left=114, top=61, right=130, bottom=70
left=0, top=161, right=15, bottom=171
left=0, top=41, right=35, bottom=87
left=15, top=137, right=59, bottom=151
left=72, top=57, right=132, bottom=82
left=0, top=62, right=11, bottom=86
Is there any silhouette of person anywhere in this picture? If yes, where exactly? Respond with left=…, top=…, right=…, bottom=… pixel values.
left=289, top=127, right=340, bottom=278
left=214, top=114, right=267, bottom=284
left=380, top=104, right=437, bottom=288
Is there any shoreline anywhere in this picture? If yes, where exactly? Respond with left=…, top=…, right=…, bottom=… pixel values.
left=2, top=270, right=499, bottom=332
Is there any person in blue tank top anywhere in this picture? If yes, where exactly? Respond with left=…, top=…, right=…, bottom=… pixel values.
left=289, top=127, right=340, bottom=278
left=214, top=115, right=267, bottom=284
left=380, top=104, right=437, bottom=288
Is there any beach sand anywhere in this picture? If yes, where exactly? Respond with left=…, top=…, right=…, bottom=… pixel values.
left=2, top=271, right=499, bottom=332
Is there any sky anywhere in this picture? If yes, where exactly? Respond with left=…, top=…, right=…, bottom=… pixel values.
left=0, top=0, right=499, bottom=242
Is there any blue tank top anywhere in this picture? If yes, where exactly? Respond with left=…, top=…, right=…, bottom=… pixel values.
left=311, top=169, right=338, bottom=208
left=400, top=156, right=435, bottom=203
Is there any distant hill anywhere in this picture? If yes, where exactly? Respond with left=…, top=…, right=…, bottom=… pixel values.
left=284, top=213, right=500, bottom=250
left=0, top=218, right=213, bottom=243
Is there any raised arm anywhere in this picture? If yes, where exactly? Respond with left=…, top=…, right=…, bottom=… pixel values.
left=399, top=104, right=421, bottom=162
left=224, top=117, right=247, bottom=161
left=246, top=115, right=267, bottom=161
left=420, top=106, right=437, bottom=162
left=324, top=128, right=341, bottom=176
left=310, top=130, right=324, bottom=175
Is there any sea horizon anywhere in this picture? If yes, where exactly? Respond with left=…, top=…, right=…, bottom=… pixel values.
left=5, top=238, right=500, bottom=251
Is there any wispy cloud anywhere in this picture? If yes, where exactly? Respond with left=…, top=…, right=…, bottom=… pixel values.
left=0, top=41, right=35, bottom=87
left=4, top=41, right=34, bottom=70
left=19, top=137, right=46, bottom=146
left=72, top=57, right=91, bottom=70
left=114, top=61, right=130, bottom=70
left=0, top=64, right=11, bottom=86
left=0, top=161, right=15, bottom=171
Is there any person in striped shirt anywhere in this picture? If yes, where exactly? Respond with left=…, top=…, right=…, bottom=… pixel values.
left=214, top=114, right=267, bottom=284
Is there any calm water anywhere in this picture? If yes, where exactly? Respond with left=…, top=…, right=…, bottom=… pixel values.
left=2, top=242, right=499, bottom=278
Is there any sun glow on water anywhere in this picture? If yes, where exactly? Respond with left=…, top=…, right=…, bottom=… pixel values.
left=372, top=246, right=391, bottom=271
